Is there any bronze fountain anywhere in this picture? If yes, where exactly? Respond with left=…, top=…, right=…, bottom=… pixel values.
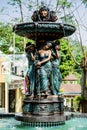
left=13, top=6, right=76, bottom=127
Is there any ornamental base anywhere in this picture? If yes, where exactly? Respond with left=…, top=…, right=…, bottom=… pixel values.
left=15, top=95, right=67, bottom=126
left=15, top=113, right=65, bottom=127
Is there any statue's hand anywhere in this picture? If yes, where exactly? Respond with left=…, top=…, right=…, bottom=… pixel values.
left=36, top=61, right=41, bottom=69
left=36, top=61, right=41, bottom=66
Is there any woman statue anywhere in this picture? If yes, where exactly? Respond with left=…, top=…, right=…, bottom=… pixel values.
left=25, top=42, right=36, bottom=96
left=51, top=40, right=62, bottom=95
left=35, top=42, right=52, bottom=97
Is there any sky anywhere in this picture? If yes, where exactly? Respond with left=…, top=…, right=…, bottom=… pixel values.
left=0, top=0, right=87, bottom=46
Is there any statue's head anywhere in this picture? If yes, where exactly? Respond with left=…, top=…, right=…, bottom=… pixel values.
left=39, top=6, right=49, bottom=18
left=41, top=41, right=52, bottom=50
left=25, top=42, right=36, bottom=52
left=54, top=40, right=60, bottom=45
left=53, top=40, right=60, bottom=50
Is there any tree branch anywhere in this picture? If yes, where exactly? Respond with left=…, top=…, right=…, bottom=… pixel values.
left=66, top=38, right=81, bottom=66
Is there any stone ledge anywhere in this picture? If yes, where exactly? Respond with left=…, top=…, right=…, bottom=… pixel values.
left=0, top=113, right=15, bottom=117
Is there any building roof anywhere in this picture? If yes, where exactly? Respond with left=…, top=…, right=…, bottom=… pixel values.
left=63, top=73, right=78, bottom=81
left=60, top=83, right=81, bottom=93
left=60, top=73, right=81, bottom=96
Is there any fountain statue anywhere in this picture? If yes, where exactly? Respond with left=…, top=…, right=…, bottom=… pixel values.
left=13, top=6, right=76, bottom=127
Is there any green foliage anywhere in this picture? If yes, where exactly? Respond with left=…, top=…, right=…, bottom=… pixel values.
left=73, top=96, right=81, bottom=111
left=73, top=95, right=87, bottom=111
left=59, top=39, right=75, bottom=78
left=0, top=22, right=12, bottom=53
left=0, top=22, right=24, bottom=54
left=75, top=95, right=83, bottom=102
left=0, top=7, right=5, bottom=13
left=72, top=43, right=83, bottom=74
left=0, top=22, right=12, bottom=42
left=8, top=0, right=22, bottom=6
left=81, top=0, right=87, bottom=7
left=57, top=0, right=72, bottom=8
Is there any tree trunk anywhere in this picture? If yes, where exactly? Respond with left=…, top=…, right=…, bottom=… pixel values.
left=19, top=0, right=24, bottom=22
left=81, top=68, right=87, bottom=97
left=81, top=56, right=87, bottom=112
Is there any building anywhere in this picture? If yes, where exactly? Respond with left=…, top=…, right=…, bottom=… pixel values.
left=60, top=73, right=81, bottom=111
left=0, top=56, right=6, bottom=112
left=0, top=55, right=25, bottom=113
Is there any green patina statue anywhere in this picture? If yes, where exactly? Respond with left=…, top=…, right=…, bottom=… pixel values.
left=51, top=40, right=62, bottom=95
left=35, top=42, right=52, bottom=97
left=25, top=40, right=62, bottom=97
left=14, top=6, right=76, bottom=125
left=25, top=43, right=36, bottom=96
left=24, top=6, right=63, bottom=98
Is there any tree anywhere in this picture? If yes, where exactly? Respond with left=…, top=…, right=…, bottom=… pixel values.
left=54, top=0, right=87, bottom=112
left=0, top=22, right=25, bottom=54
left=0, top=22, right=13, bottom=53
left=66, top=2, right=87, bottom=112
left=81, top=0, right=87, bottom=6
left=8, top=0, right=24, bottom=22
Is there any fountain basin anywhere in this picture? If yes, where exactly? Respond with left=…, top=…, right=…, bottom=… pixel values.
left=15, top=113, right=65, bottom=126
left=13, top=22, right=76, bottom=41
left=0, top=114, right=87, bottom=129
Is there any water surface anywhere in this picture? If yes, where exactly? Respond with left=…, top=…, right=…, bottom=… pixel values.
left=0, top=117, right=87, bottom=130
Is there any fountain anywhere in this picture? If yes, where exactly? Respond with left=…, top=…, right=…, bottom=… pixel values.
left=13, top=6, right=76, bottom=127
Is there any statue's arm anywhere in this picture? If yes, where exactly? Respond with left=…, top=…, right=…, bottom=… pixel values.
left=30, top=52, right=35, bottom=61
left=55, top=50, right=60, bottom=58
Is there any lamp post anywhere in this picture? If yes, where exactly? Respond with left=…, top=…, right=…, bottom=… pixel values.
left=9, top=46, right=15, bottom=74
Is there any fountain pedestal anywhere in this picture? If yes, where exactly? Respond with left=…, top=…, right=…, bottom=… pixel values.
left=15, top=95, right=65, bottom=126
